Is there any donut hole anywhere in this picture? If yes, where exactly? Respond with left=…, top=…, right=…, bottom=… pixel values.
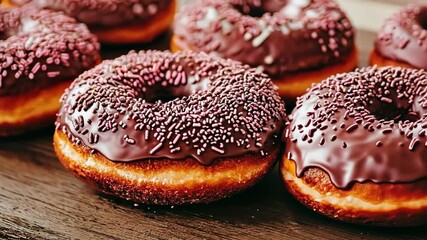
left=232, top=5, right=268, bottom=18
left=142, top=87, right=190, bottom=103
left=367, top=97, right=420, bottom=123
left=141, top=77, right=209, bottom=103
left=230, top=0, right=287, bottom=18
left=416, top=8, right=427, bottom=30
left=369, top=103, right=419, bottom=122
left=144, top=93, right=183, bottom=103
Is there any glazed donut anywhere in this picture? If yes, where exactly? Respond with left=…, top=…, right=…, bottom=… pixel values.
left=281, top=66, right=427, bottom=226
left=54, top=50, right=286, bottom=205
left=371, top=4, right=427, bottom=69
left=172, top=0, right=358, bottom=100
left=5, top=0, right=176, bottom=44
left=0, top=6, right=100, bottom=136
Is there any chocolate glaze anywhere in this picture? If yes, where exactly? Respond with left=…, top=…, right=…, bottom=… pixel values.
left=174, top=0, right=355, bottom=79
left=285, top=67, right=427, bottom=189
left=375, top=4, right=427, bottom=69
left=56, top=51, right=286, bottom=165
left=0, top=6, right=100, bottom=96
left=18, top=0, right=174, bottom=27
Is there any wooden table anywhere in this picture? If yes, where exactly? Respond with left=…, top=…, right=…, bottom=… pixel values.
left=1, top=0, right=426, bottom=239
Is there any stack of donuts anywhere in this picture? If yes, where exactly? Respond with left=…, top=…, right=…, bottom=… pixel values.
left=2, top=0, right=427, bottom=227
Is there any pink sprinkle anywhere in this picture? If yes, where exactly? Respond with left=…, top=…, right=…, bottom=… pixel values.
left=211, top=146, right=224, bottom=154
left=47, top=71, right=61, bottom=78
left=150, top=142, right=163, bottom=155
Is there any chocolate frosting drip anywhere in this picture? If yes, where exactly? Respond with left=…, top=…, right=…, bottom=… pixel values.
left=174, top=0, right=355, bottom=79
left=375, top=4, right=427, bottom=69
left=0, top=6, right=100, bottom=96
left=284, top=67, right=427, bottom=189
left=56, top=51, right=286, bottom=165
left=24, top=0, right=173, bottom=27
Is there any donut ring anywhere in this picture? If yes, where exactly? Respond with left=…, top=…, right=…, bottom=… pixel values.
left=54, top=51, right=286, bottom=205
left=172, top=0, right=358, bottom=100
left=282, top=66, right=427, bottom=226
left=0, top=6, right=100, bottom=136
left=4, top=0, right=176, bottom=44
left=371, top=4, right=427, bottom=70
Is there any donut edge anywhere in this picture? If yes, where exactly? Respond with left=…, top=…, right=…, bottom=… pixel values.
left=92, top=0, right=176, bottom=44
left=369, top=50, right=416, bottom=69
left=0, top=81, right=71, bottom=136
left=280, top=157, right=427, bottom=226
left=54, top=130, right=280, bottom=205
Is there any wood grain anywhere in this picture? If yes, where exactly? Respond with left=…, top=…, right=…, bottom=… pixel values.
left=1, top=0, right=427, bottom=239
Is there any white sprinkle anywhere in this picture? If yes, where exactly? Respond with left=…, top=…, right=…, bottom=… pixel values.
left=25, top=37, right=34, bottom=49
left=293, top=0, right=309, bottom=7
left=22, top=19, right=39, bottom=33
left=255, top=66, right=265, bottom=73
left=282, top=5, right=301, bottom=18
left=288, top=21, right=304, bottom=30
left=264, top=55, right=274, bottom=65
left=221, top=20, right=233, bottom=35
left=280, top=26, right=290, bottom=35
left=252, top=27, right=272, bottom=47
left=244, top=32, right=253, bottom=41
left=305, top=9, right=320, bottom=19
left=196, top=7, right=219, bottom=29
left=329, top=10, right=341, bottom=19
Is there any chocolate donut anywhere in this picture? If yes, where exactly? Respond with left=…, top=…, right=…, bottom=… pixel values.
left=172, top=0, right=357, bottom=100
left=371, top=4, right=427, bottom=69
left=0, top=6, right=100, bottom=136
left=5, top=0, right=176, bottom=44
left=281, top=66, right=427, bottom=226
left=54, top=50, right=286, bottom=205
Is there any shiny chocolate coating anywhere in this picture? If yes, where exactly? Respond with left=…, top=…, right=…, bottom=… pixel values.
left=174, top=0, right=355, bottom=79
left=18, top=0, right=174, bottom=27
left=285, top=67, right=427, bottom=189
left=0, top=6, right=100, bottom=96
left=56, top=51, right=287, bottom=165
left=375, top=4, right=427, bottom=69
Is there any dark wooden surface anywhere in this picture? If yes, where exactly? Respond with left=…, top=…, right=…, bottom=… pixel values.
left=1, top=0, right=427, bottom=239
